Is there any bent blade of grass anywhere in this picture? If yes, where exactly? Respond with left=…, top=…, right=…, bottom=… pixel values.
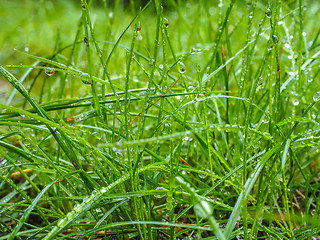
left=0, top=173, right=50, bottom=234
left=281, top=139, right=291, bottom=170
left=63, top=221, right=212, bottom=239
left=10, top=50, right=108, bottom=85
left=224, top=144, right=282, bottom=239
left=0, top=139, right=45, bottom=164
left=175, top=176, right=226, bottom=240
left=92, top=199, right=129, bottom=232
left=0, top=66, right=82, bottom=169
left=4, top=60, right=40, bottom=108
left=8, top=177, right=58, bottom=240
left=0, top=67, right=120, bottom=190
left=43, top=163, right=168, bottom=240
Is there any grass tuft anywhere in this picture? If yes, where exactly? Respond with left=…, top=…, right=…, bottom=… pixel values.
left=1, top=0, right=320, bottom=239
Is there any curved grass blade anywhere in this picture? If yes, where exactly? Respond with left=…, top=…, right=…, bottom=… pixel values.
left=224, top=144, right=282, bottom=238
left=43, top=163, right=168, bottom=240
left=8, top=177, right=60, bottom=240
left=175, top=176, right=226, bottom=240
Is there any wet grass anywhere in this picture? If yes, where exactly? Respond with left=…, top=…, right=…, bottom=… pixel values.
left=1, top=0, right=320, bottom=239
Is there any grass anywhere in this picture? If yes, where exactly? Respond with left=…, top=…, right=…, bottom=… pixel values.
left=1, top=0, right=320, bottom=239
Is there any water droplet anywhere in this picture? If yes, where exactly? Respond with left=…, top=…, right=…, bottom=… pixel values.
left=272, top=35, right=278, bottom=43
left=91, top=189, right=98, bottom=196
left=313, top=91, right=320, bottom=101
left=190, top=48, right=197, bottom=54
left=74, top=204, right=82, bottom=212
left=57, top=218, right=67, bottom=227
left=135, top=22, right=141, bottom=32
left=178, top=61, right=186, bottom=73
left=163, top=17, right=169, bottom=28
left=45, top=68, right=55, bottom=76
left=265, top=8, right=271, bottom=18
left=82, top=79, right=92, bottom=85
left=149, top=59, right=155, bottom=67
left=154, top=187, right=167, bottom=198
left=194, top=200, right=213, bottom=218
left=288, top=71, right=294, bottom=76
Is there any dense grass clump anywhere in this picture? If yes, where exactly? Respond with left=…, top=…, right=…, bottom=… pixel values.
left=1, top=0, right=320, bottom=239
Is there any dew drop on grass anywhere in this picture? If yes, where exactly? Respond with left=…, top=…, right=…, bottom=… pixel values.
left=272, top=34, right=278, bottom=43
left=288, top=71, right=294, bottom=76
left=74, top=204, right=82, bottom=213
left=91, top=189, right=98, bottom=197
left=57, top=218, right=67, bottom=227
left=265, top=8, right=271, bottom=18
left=313, top=91, right=320, bottom=101
left=178, top=61, right=186, bottom=73
left=82, top=79, right=92, bottom=85
left=149, top=59, right=155, bottom=67
left=45, top=68, right=55, bottom=76
left=194, top=200, right=213, bottom=219
left=293, top=100, right=299, bottom=106
left=163, top=17, right=169, bottom=28
left=135, top=22, right=141, bottom=32
left=155, top=187, right=167, bottom=198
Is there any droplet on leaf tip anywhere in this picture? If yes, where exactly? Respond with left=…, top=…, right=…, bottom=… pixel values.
left=45, top=67, right=55, bottom=76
